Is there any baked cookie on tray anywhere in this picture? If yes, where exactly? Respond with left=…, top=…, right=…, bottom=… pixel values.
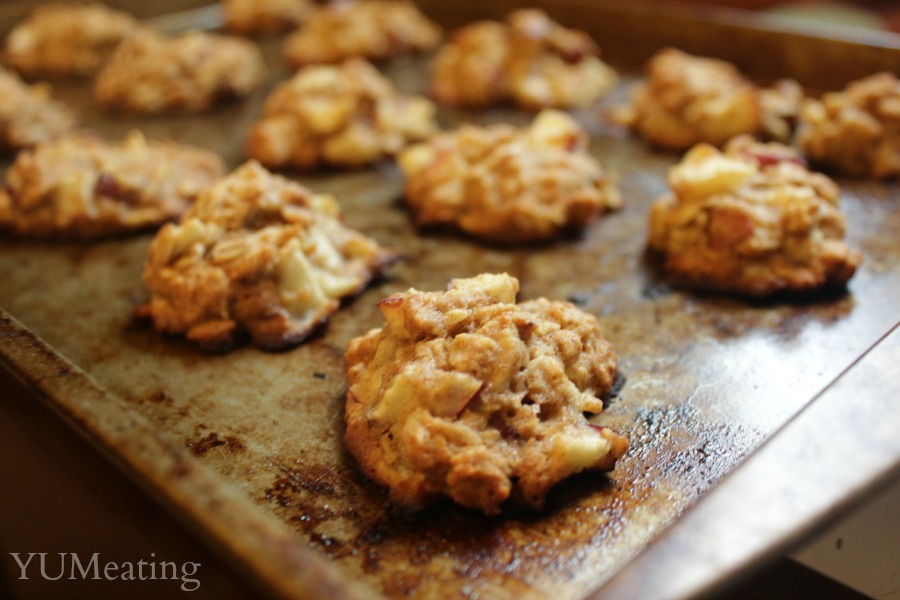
left=0, top=131, right=224, bottom=238
left=223, top=0, right=314, bottom=35
left=399, top=109, right=621, bottom=244
left=94, top=29, right=267, bottom=114
left=795, top=72, right=900, bottom=179
left=647, top=135, right=861, bottom=296
left=140, top=161, right=400, bottom=352
left=430, top=8, right=618, bottom=110
left=283, top=0, right=441, bottom=67
left=612, top=47, right=803, bottom=150
left=344, top=272, right=629, bottom=516
left=0, top=67, right=77, bottom=152
left=4, top=2, right=138, bottom=78
left=246, top=58, right=437, bottom=170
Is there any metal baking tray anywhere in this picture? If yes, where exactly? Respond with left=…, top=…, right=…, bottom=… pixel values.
left=1, top=1, right=899, bottom=598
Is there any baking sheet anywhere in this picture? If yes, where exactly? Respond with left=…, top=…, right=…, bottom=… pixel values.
left=1, top=2, right=899, bottom=599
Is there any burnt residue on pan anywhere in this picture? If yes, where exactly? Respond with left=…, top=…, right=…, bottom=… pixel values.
left=186, top=431, right=245, bottom=457
left=250, top=395, right=762, bottom=599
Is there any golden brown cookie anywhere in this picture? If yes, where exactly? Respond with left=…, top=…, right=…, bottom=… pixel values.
left=4, top=2, right=138, bottom=77
left=223, top=0, right=314, bottom=35
left=795, top=72, right=900, bottom=179
left=0, top=131, right=224, bottom=238
left=647, top=135, right=861, bottom=296
left=399, top=109, right=621, bottom=244
left=283, top=0, right=441, bottom=67
left=246, top=58, right=437, bottom=170
left=430, top=9, right=617, bottom=110
left=141, top=161, right=400, bottom=352
left=0, top=67, right=77, bottom=152
left=94, top=29, right=267, bottom=114
left=505, top=9, right=618, bottom=110
left=613, top=48, right=802, bottom=150
left=428, top=20, right=510, bottom=108
left=344, top=273, right=628, bottom=515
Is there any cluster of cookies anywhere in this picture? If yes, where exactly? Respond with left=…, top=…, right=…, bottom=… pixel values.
left=1, top=0, right=894, bottom=517
left=613, top=46, right=900, bottom=182
left=5, top=3, right=267, bottom=115
left=0, top=2, right=267, bottom=233
left=612, top=46, right=887, bottom=297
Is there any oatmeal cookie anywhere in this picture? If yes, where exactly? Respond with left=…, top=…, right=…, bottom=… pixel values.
left=4, top=2, right=138, bottom=77
left=399, top=109, right=621, bottom=244
left=223, top=0, right=314, bottom=35
left=344, top=273, right=628, bottom=516
left=648, top=135, right=860, bottom=296
left=0, top=131, right=224, bottom=239
left=505, top=9, right=618, bottom=110
left=141, top=161, right=400, bottom=352
left=430, top=9, right=617, bottom=110
left=283, top=0, right=441, bottom=67
left=0, top=67, right=77, bottom=152
left=429, top=20, right=510, bottom=108
left=94, top=29, right=267, bottom=114
left=613, top=48, right=802, bottom=150
left=795, top=72, right=900, bottom=179
left=246, top=58, right=437, bottom=170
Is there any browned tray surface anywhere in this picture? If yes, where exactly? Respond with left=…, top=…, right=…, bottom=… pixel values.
left=1, top=2, right=899, bottom=599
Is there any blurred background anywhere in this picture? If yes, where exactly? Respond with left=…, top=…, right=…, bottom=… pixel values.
left=681, top=0, right=900, bottom=32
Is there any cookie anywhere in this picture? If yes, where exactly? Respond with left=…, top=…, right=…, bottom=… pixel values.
left=795, top=72, right=900, bottom=179
left=0, top=67, right=77, bottom=152
left=4, top=2, right=138, bottom=77
left=0, top=131, right=224, bottom=238
left=399, top=109, right=621, bottom=244
left=647, top=135, right=861, bottom=296
left=505, top=8, right=618, bottom=110
left=223, top=0, right=314, bottom=35
left=140, top=161, right=400, bottom=352
left=613, top=47, right=802, bottom=150
left=246, top=58, right=437, bottom=170
left=344, top=273, right=628, bottom=515
left=430, top=9, right=617, bottom=110
left=428, top=20, right=510, bottom=108
left=94, top=29, right=266, bottom=114
left=283, top=0, right=441, bottom=67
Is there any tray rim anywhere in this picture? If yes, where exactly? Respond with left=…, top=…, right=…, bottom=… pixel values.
left=591, top=322, right=900, bottom=599
left=0, top=308, right=376, bottom=600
